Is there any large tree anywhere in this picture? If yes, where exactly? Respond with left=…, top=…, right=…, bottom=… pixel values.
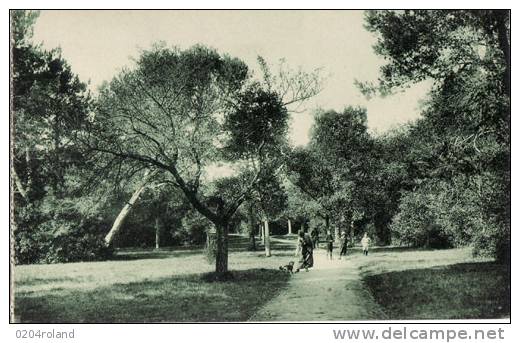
left=289, top=107, right=375, bottom=238
left=12, top=10, right=92, bottom=201
left=364, top=10, right=510, bottom=260
left=286, top=145, right=336, bottom=235
left=363, top=10, right=509, bottom=100
left=11, top=10, right=111, bottom=264
left=88, top=44, right=320, bottom=274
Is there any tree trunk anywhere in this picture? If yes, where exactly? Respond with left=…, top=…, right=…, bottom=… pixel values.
left=52, top=119, right=62, bottom=196
left=496, top=11, right=510, bottom=99
left=259, top=222, right=263, bottom=243
left=326, top=215, right=338, bottom=241
left=215, top=222, right=229, bottom=274
left=287, top=219, right=292, bottom=235
left=247, top=203, right=256, bottom=251
left=12, top=167, right=28, bottom=200
left=264, top=220, right=271, bottom=257
left=154, top=217, right=160, bottom=250
left=104, top=170, right=156, bottom=246
left=25, top=147, right=32, bottom=195
left=496, top=11, right=511, bottom=140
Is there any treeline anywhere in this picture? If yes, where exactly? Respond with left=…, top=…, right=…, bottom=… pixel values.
left=288, top=10, right=510, bottom=262
left=373, top=10, right=510, bottom=262
left=11, top=10, right=321, bottom=271
left=11, top=10, right=510, bottom=270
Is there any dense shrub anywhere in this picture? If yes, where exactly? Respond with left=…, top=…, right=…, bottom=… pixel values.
left=390, top=190, right=452, bottom=249
left=391, top=175, right=510, bottom=259
left=14, top=195, right=114, bottom=264
left=175, top=212, right=211, bottom=246
left=14, top=215, right=113, bottom=264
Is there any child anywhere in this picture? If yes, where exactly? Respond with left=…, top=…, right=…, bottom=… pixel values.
left=339, top=231, right=348, bottom=259
left=361, top=232, right=371, bottom=256
left=325, top=230, right=334, bottom=260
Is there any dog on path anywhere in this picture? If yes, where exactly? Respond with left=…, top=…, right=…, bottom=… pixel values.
left=279, top=261, right=295, bottom=274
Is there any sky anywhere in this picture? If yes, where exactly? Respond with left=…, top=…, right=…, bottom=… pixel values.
left=32, top=10, right=431, bottom=146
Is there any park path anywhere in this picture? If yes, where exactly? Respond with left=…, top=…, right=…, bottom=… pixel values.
left=250, top=247, right=386, bottom=321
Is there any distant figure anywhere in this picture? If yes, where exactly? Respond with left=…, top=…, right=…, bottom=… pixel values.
left=325, top=230, right=334, bottom=260
left=339, top=231, right=348, bottom=259
left=361, top=232, right=371, bottom=256
left=295, top=230, right=314, bottom=272
left=311, top=227, right=320, bottom=249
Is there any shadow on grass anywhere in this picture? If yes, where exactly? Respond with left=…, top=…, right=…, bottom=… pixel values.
left=110, top=247, right=204, bottom=261
left=15, top=268, right=290, bottom=323
left=110, top=235, right=296, bottom=261
left=363, top=262, right=510, bottom=319
left=18, top=276, right=82, bottom=287
left=369, top=246, right=440, bottom=253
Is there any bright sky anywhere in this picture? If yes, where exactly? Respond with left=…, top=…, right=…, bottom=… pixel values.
left=33, top=10, right=431, bottom=146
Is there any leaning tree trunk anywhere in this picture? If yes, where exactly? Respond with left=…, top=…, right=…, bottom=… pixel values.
left=264, top=220, right=271, bottom=257
left=12, top=168, right=28, bottom=201
left=215, top=222, right=229, bottom=274
left=287, top=219, right=292, bottom=235
left=104, top=170, right=156, bottom=246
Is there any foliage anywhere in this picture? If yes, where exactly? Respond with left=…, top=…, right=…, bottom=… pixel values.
left=223, top=84, right=289, bottom=160
left=90, top=44, right=320, bottom=273
left=287, top=106, right=379, bottom=239
left=12, top=10, right=112, bottom=264
left=178, top=211, right=212, bottom=246
left=363, top=10, right=510, bottom=261
left=363, top=10, right=510, bottom=97
left=14, top=195, right=113, bottom=264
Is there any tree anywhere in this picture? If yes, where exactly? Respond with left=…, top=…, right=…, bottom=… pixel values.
left=88, top=44, right=320, bottom=274
left=286, top=146, right=336, bottom=236
left=363, top=10, right=510, bottom=260
left=251, top=167, right=288, bottom=257
left=283, top=181, right=321, bottom=234
left=367, top=127, right=415, bottom=244
left=290, top=107, right=375, bottom=239
left=104, top=169, right=158, bottom=245
left=12, top=10, right=92, bottom=200
left=11, top=11, right=111, bottom=264
left=363, top=10, right=509, bottom=99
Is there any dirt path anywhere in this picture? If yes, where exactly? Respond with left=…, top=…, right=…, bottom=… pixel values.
left=250, top=247, right=386, bottom=321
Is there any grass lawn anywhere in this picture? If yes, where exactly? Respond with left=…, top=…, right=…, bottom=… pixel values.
left=358, top=247, right=510, bottom=319
left=14, top=235, right=510, bottom=322
left=14, top=235, right=296, bottom=323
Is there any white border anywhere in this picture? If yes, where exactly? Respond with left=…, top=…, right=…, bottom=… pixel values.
left=2, top=1, right=516, bottom=342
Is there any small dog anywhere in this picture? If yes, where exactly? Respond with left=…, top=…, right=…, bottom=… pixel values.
left=279, top=261, right=295, bottom=274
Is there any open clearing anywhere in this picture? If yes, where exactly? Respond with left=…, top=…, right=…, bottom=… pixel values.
left=14, top=235, right=510, bottom=322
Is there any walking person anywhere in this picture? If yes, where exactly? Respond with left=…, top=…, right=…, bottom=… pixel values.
left=311, top=226, right=320, bottom=249
left=361, top=232, right=371, bottom=256
left=325, top=230, right=334, bottom=260
left=339, top=231, right=348, bottom=259
left=295, top=230, right=314, bottom=272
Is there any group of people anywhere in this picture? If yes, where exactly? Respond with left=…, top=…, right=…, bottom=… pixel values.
left=287, top=228, right=372, bottom=273
left=325, top=230, right=372, bottom=260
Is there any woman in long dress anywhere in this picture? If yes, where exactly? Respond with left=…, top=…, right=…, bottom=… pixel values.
left=295, top=230, right=314, bottom=272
